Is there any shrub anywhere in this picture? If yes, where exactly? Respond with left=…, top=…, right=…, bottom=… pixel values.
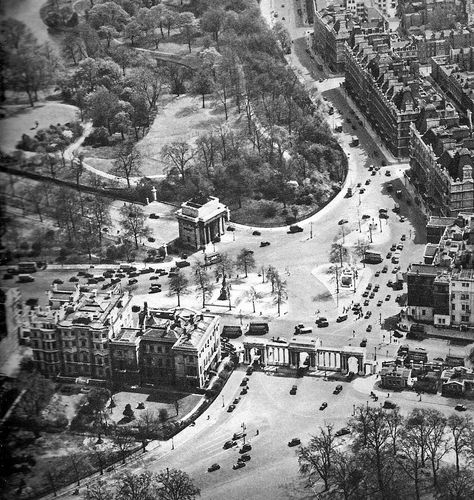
left=158, top=408, right=169, bottom=423
left=261, top=201, right=278, bottom=218
left=84, top=127, right=109, bottom=147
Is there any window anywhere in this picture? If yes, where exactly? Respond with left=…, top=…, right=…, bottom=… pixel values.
left=462, top=282, right=469, bottom=287
left=461, top=294, right=469, bottom=300
left=422, top=309, right=426, bottom=316
left=462, top=315, right=469, bottom=322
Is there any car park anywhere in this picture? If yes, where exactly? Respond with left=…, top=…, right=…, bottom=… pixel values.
left=208, top=463, right=220, bottom=472
left=335, top=428, right=351, bottom=437
left=288, top=438, right=301, bottom=447
left=319, top=402, right=328, bottom=410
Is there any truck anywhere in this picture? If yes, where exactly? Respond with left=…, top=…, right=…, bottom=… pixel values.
left=204, top=252, right=222, bottom=266
left=246, top=323, right=269, bottom=335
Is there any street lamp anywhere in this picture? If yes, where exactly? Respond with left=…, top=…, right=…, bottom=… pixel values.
left=374, top=346, right=377, bottom=361
left=222, top=395, right=225, bottom=407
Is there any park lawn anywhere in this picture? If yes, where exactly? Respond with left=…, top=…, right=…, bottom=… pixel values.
left=0, top=102, right=79, bottom=153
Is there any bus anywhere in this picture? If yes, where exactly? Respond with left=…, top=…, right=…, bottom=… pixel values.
left=365, top=251, right=383, bottom=264
left=18, top=261, right=37, bottom=273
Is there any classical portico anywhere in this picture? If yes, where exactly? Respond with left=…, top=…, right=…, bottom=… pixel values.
left=243, top=339, right=366, bottom=375
left=176, top=196, right=230, bottom=250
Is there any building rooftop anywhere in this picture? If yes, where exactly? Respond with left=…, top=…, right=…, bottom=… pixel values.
left=111, top=328, right=142, bottom=344
left=427, top=216, right=458, bottom=227
left=407, top=264, right=444, bottom=276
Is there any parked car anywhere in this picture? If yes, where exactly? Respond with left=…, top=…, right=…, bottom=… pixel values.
left=455, top=404, right=467, bottom=412
left=377, top=300, right=383, bottom=306
left=336, top=314, right=348, bottom=323
left=208, top=463, right=220, bottom=472
left=338, top=219, right=349, bottom=225
left=289, top=225, right=303, bottom=233
left=150, top=275, right=160, bottom=280
left=385, top=170, right=391, bottom=176
left=240, top=444, right=252, bottom=453
left=246, top=366, right=254, bottom=375
left=360, top=338, right=367, bottom=347
left=390, top=244, right=397, bottom=251
left=362, top=291, right=369, bottom=298
left=260, top=241, right=270, bottom=247
left=252, top=230, right=261, bottom=236
left=364, top=299, right=370, bottom=306
left=385, top=294, right=391, bottom=301
left=375, top=270, right=381, bottom=277
left=374, top=285, right=380, bottom=292
left=382, top=266, right=388, bottom=273
left=319, top=402, right=328, bottom=410
left=288, top=438, right=301, bottom=447
left=238, top=454, right=251, bottom=462
left=335, top=428, right=351, bottom=437
left=383, top=401, right=397, bottom=409
left=397, top=244, right=404, bottom=251
left=386, top=252, right=392, bottom=259
left=240, top=387, right=248, bottom=395
left=365, top=179, right=371, bottom=185
left=233, top=397, right=241, bottom=405
left=401, top=234, right=406, bottom=241
left=365, top=311, right=372, bottom=319
left=366, top=325, right=372, bottom=333
left=400, top=216, right=406, bottom=222
left=227, top=405, right=236, bottom=412
left=128, top=279, right=138, bottom=285
left=369, top=292, right=375, bottom=299
left=333, top=384, right=343, bottom=394
left=149, top=213, right=160, bottom=219
left=223, top=440, right=237, bottom=449
left=233, top=462, right=246, bottom=470
left=290, top=385, right=297, bottom=395
left=176, top=260, right=190, bottom=268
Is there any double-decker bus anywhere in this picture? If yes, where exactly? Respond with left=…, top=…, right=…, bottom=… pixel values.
left=18, top=261, right=37, bottom=273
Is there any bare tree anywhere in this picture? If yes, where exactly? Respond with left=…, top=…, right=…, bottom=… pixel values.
left=161, top=141, right=195, bottom=183
left=246, top=286, right=262, bottom=313
left=119, top=203, right=151, bottom=250
left=298, top=424, right=335, bottom=491
left=236, top=248, right=256, bottom=278
left=111, top=142, right=142, bottom=188
left=168, top=272, right=189, bottom=307
left=112, top=426, right=136, bottom=464
left=155, top=468, right=200, bottom=500
left=272, top=276, right=287, bottom=316
left=386, top=407, right=404, bottom=456
left=192, top=263, right=213, bottom=308
left=447, top=414, right=472, bottom=474
left=424, top=409, right=449, bottom=488
left=84, top=479, right=114, bottom=500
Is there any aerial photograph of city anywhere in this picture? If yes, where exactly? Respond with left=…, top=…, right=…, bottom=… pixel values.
left=1, top=0, right=474, bottom=499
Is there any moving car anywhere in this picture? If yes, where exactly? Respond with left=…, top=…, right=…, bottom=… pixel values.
left=260, top=241, right=270, bottom=247
left=333, top=384, right=343, bottom=394
left=383, top=401, right=397, bottom=409
left=240, top=444, right=252, bottom=453
left=238, top=454, right=251, bottom=462
left=319, top=402, right=328, bottom=410
left=288, top=438, right=301, bottom=447
left=208, top=463, right=220, bottom=472
left=252, top=230, right=261, bottom=236
left=366, top=325, right=372, bottom=333
left=365, top=311, right=372, bottom=319
left=338, top=219, right=348, bottom=225
left=336, top=314, right=348, bottom=323
left=227, top=405, right=236, bottom=412
left=335, top=428, right=351, bottom=437
left=289, top=225, right=303, bottom=233
left=233, top=397, right=241, bottom=405
left=223, top=440, right=237, bottom=449
left=377, top=300, right=383, bottom=306
left=360, top=338, right=367, bottom=347
left=233, top=462, right=246, bottom=470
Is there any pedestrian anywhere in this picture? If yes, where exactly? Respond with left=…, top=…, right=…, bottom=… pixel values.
left=207, top=415, right=210, bottom=420
left=256, top=429, right=259, bottom=436
left=387, top=393, right=390, bottom=398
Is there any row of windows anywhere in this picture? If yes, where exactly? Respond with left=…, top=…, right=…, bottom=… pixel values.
left=31, top=340, right=58, bottom=350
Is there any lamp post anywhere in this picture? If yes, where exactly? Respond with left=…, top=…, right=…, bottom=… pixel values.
left=374, top=346, right=377, bottom=361
left=222, top=395, right=225, bottom=407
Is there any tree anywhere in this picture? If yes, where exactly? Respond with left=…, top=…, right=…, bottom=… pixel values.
left=266, top=265, right=278, bottom=293
left=85, top=87, right=120, bottom=133
left=329, top=242, right=348, bottom=266
left=272, top=21, right=291, bottom=53
left=169, top=272, right=189, bottom=307
left=272, top=275, right=287, bottom=316
left=112, top=427, right=136, bottom=464
left=155, top=468, right=200, bottom=500
left=397, top=425, right=425, bottom=500
left=298, top=424, right=335, bottom=491
left=111, top=142, right=142, bottom=187
left=98, top=25, right=118, bottom=48
left=386, top=407, right=404, bottom=456
left=447, top=413, right=472, bottom=474
left=437, top=465, right=474, bottom=500
left=137, top=410, right=160, bottom=440
left=116, top=471, right=155, bottom=500
left=353, top=239, right=371, bottom=267
left=161, top=142, right=195, bottom=183
left=190, top=68, right=214, bottom=109
left=88, top=2, right=130, bottom=31
left=159, top=408, right=169, bottom=423
left=236, top=248, right=256, bottom=278
left=124, top=19, right=142, bottom=45
left=84, top=479, right=114, bottom=500
left=193, top=263, right=213, bottom=308
left=246, top=286, right=262, bottom=313
left=330, top=450, right=365, bottom=499
left=119, top=204, right=150, bottom=249
left=178, top=12, right=197, bottom=53
left=424, top=409, right=449, bottom=488
left=200, top=7, right=227, bottom=47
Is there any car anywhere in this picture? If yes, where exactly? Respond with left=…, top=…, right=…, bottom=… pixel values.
left=223, top=440, right=237, bottom=449
left=377, top=300, right=383, bottom=306
left=288, top=438, right=301, bottom=447
left=246, top=366, right=254, bottom=375
left=375, top=270, right=381, bottom=277
left=382, top=266, right=388, bottom=273
left=397, top=244, right=404, bottom=250
left=149, top=213, right=160, bottom=219
left=369, top=292, right=375, bottom=299
left=240, top=379, right=248, bottom=387
left=335, top=428, right=351, bottom=437
left=401, top=234, right=406, bottom=241
left=352, top=303, right=361, bottom=311
left=374, top=285, right=380, bottom=292
left=233, top=462, right=246, bottom=470
left=252, top=230, right=261, bottom=236
left=227, top=226, right=235, bottom=231
left=338, top=219, right=349, bottom=225
left=362, top=290, right=369, bottom=298
left=227, top=405, right=236, bottom=412
left=128, top=279, right=138, bottom=285
left=260, top=241, right=270, bottom=247
left=317, top=320, right=329, bottom=328
left=360, top=338, right=367, bottom=347
left=150, top=275, right=160, bottom=280
left=434, top=357, right=444, bottom=362
left=365, top=179, right=371, bottom=185
left=455, top=404, right=467, bottom=412
left=233, top=398, right=241, bottom=405
left=383, top=401, right=397, bottom=410
left=380, top=213, right=389, bottom=219
left=319, top=402, right=328, bottom=411
left=385, top=294, right=391, bottom=301
left=390, top=244, right=397, bottom=251
left=400, top=216, right=406, bottom=222
left=386, top=252, right=392, bottom=259
left=316, top=317, right=328, bottom=325
left=149, top=288, right=161, bottom=294
left=333, top=384, right=343, bottom=394
left=393, top=331, right=403, bottom=338
left=336, top=314, right=348, bottom=322
left=238, top=454, right=251, bottom=462
left=52, top=278, right=64, bottom=284
left=240, top=444, right=252, bottom=453
left=362, top=214, right=371, bottom=220
left=387, top=280, right=393, bottom=287
left=241, top=387, right=248, bottom=395
left=365, top=311, right=372, bottom=319
left=364, top=299, right=370, bottom=306
left=385, top=170, right=391, bottom=176
left=176, top=260, right=190, bottom=268
left=208, top=463, right=220, bottom=472
left=69, top=276, right=79, bottom=282
left=359, top=188, right=365, bottom=194
left=281, top=16, right=285, bottom=20
left=289, top=225, right=303, bottom=233
left=3, top=274, right=13, bottom=280
left=371, top=170, right=377, bottom=176
left=319, top=78, right=324, bottom=82
left=290, top=385, right=297, bottom=395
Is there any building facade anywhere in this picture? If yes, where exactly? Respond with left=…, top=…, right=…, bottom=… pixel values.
left=109, top=308, right=221, bottom=391
left=0, top=288, right=23, bottom=376
left=176, top=196, right=229, bottom=250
